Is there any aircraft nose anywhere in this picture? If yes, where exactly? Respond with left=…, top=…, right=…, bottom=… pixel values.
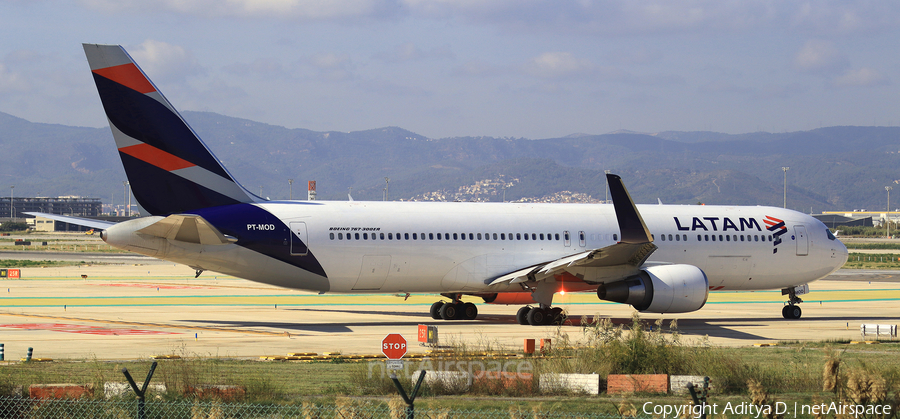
left=833, top=238, right=849, bottom=267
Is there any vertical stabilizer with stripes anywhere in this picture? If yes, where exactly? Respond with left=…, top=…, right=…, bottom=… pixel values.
left=83, top=43, right=257, bottom=216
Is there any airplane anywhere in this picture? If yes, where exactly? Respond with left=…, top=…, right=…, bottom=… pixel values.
left=29, top=44, right=849, bottom=325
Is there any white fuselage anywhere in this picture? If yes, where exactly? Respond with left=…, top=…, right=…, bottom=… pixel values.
left=107, top=201, right=848, bottom=296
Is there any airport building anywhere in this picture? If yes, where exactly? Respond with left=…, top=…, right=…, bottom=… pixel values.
left=1, top=197, right=106, bottom=232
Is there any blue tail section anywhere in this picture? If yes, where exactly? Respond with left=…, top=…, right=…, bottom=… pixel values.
left=83, top=44, right=257, bottom=216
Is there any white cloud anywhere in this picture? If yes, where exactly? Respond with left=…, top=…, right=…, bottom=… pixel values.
left=524, top=52, right=595, bottom=79
left=832, top=67, right=888, bottom=87
left=128, top=40, right=203, bottom=82
left=0, top=63, right=29, bottom=93
left=373, top=43, right=454, bottom=63
left=794, top=39, right=848, bottom=74
left=81, top=0, right=395, bottom=19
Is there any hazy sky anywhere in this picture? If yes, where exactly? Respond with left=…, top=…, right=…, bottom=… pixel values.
left=1, top=1, right=899, bottom=139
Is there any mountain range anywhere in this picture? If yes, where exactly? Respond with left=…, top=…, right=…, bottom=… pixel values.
left=2, top=110, right=899, bottom=213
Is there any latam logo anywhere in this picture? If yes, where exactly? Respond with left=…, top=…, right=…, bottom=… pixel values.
left=673, top=217, right=762, bottom=232
left=764, top=215, right=788, bottom=254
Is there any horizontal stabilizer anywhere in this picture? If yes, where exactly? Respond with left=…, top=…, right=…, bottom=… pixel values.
left=23, top=212, right=116, bottom=230
left=136, top=214, right=236, bottom=245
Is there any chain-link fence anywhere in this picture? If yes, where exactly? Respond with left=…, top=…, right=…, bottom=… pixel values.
left=0, top=397, right=645, bottom=419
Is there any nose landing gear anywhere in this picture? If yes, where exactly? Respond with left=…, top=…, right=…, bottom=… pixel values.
left=781, top=284, right=808, bottom=320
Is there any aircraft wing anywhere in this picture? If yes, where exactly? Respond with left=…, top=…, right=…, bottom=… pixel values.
left=136, top=214, right=237, bottom=245
left=488, top=174, right=657, bottom=287
left=23, top=212, right=116, bottom=230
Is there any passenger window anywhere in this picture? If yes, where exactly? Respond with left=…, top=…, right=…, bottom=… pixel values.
left=493, top=233, right=498, bottom=240
left=769, top=235, right=773, bottom=241
left=719, top=235, right=723, bottom=241
left=412, top=233, right=417, bottom=240
left=338, top=233, right=343, bottom=240
left=697, top=234, right=702, bottom=241
left=429, top=233, right=434, bottom=240
left=421, top=233, right=425, bottom=240
left=704, top=235, right=708, bottom=241
left=612, top=233, right=618, bottom=241
left=330, top=233, right=334, bottom=240
left=712, top=235, right=716, bottom=241
left=436, top=233, right=441, bottom=240
left=469, top=233, right=474, bottom=240
left=524, top=233, right=529, bottom=241
left=540, top=233, right=544, bottom=240
left=667, top=234, right=671, bottom=241
left=675, top=234, right=680, bottom=241
left=516, top=233, right=521, bottom=240
left=363, top=233, right=368, bottom=240
left=660, top=235, right=665, bottom=241
left=740, top=235, right=744, bottom=242
left=579, top=231, right=586, bottom=247
left=683, top=235, right=687, bottom=241
left=405, top=233, right=409, bottom=240
left=388, top=233, right=393, bottom=240
left=501, top=233, right=506, bottom=240
left=555, top=233, right=559, bottom=240
left=726, top=235, right=730, bottom=241
left=445, top=233, right=450, bottom=240
left=532, top=233, right=536, bottom=240
left=453, top=233, right=458, bottom=240
left=355, top=233, right=359, bottom=240
left=733, top=235, right=737, bottom=242
left=477, top=233, right=482, bottom=240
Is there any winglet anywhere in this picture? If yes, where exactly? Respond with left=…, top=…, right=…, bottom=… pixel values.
left=607, top=174, right=653, bottom=244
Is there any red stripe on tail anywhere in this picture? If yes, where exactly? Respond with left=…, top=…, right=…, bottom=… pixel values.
left=119, top=143, right=195, bottom=171
left=92, top=63, right=156, bottom=94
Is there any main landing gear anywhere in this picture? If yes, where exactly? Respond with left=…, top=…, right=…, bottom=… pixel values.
left=430, top=294, right=478, bottom=320
left=516, top=305, right=566, bottom=326
left=781, top=285, right=807, bottom=320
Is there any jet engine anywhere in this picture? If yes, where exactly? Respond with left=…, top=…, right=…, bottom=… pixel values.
left=596, top=264, right=708, bottom=313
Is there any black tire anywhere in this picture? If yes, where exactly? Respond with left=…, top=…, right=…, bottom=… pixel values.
left=550, top=307, right=565, bottom=325
left=439, top=303, right=458, bottom=320
left=782, top=305, right=802, bottom=319
left=430, top=301, right=444, bottom=320
left=463, top=302, right=478, bottom=320
left=516, top=306, right=531, bottom=325
left=527, top=308, right=546, bottom=326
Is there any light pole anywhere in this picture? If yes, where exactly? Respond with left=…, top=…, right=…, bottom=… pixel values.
left=887, top=186, right=893, bottom=238
left=384, top=177, right=390, bottom=201
left=125, top=181, right=132, bottom=217
left=782, top=167, right=790, bottom=209
left=289, top=179, right=294, bottom=200
left=9, top=185, right=14, bottom=222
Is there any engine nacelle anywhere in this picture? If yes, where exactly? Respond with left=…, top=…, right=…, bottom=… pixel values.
left=597, top=264, right=709, bottom=313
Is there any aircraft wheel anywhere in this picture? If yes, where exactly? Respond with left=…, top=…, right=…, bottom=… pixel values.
left=439, top=302, right=458, bottom=320
left=430, top=301, right=444, bottom=320
left=782, top=305, right=802, bottom=319
left=527, top=308, right=547, bottom=326
left=516, top=306, right=531, bottom=325
left=463, top=302, right=478, bottom=320
left=549, top=307, right=565, bottom=325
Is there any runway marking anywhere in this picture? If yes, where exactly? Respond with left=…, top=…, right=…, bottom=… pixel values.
left=0, top=313, right=293, bottom=337
left=94, top=283, right=215, bottom=290
left=0, top=323, right=176, bottom=336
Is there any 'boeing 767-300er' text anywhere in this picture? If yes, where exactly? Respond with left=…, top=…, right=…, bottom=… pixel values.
left=30, top=44, right=850, bottom=325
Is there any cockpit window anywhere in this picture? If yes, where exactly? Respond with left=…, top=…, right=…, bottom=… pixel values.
left=826, top=229, right=836, bottom=241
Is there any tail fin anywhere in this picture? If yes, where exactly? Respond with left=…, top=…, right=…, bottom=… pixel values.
left=83, top=43, right=257, bottom=216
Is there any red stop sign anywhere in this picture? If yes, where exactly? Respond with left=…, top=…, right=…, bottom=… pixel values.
left=382, top=333, right=407, bottom=360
